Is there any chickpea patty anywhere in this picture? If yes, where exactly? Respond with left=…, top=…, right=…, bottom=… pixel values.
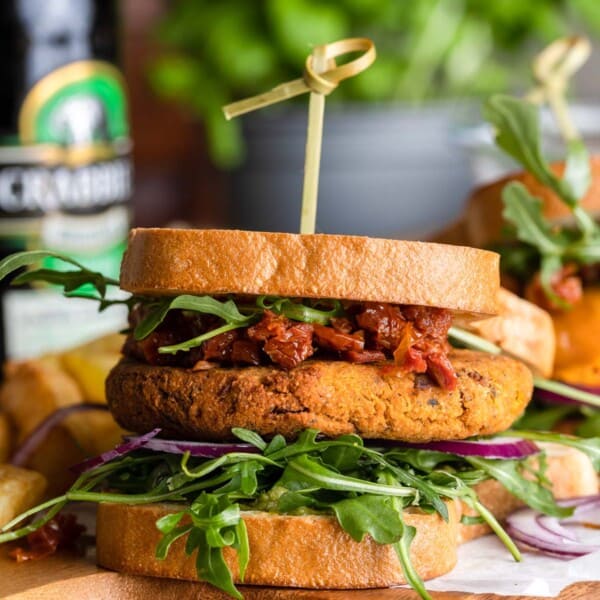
left=106, top=349, right=532, bottom=442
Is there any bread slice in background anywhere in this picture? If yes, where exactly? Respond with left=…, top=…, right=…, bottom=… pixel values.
left=462, top=158, right=600, bottom=249
left=462, top=288, right=556, bottom=378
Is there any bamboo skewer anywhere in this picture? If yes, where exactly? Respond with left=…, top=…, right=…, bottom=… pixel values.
left=525, top=36, right=591, bottom=143
left=223, top=38, right=376, bottom=234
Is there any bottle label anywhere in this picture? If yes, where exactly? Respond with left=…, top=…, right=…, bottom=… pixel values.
left=1, top=60, right=132, bottom=358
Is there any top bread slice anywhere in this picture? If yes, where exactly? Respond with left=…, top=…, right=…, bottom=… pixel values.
left=120, top=228, right=500, bottom=317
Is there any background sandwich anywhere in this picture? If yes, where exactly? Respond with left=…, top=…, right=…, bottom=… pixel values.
left=434, top=94, right=600, bottom=436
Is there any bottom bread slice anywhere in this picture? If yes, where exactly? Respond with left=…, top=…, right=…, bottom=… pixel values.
left=96, top=445, right=598, bottom=589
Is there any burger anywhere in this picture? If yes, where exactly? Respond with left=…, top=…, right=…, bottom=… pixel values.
left=0, top=228, right=598, bottom=600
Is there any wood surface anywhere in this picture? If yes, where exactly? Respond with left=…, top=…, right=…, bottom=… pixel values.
left=1, top=544, right=598, bottom=600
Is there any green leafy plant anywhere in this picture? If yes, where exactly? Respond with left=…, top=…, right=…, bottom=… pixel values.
left=483, top=94, right=600, bottom=304
left=149, top=0, right=600, bottom=167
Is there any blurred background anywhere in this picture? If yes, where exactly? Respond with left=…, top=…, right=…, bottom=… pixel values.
left=125, top=0, right=600, bottom=238
left=3, top=0, right=600, bottom=358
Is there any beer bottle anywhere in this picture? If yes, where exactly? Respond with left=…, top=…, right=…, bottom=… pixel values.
left=0, top=0, right=132, bottom=360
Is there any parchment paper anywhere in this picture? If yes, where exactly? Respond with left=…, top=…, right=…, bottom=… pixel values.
left=423, top=511, right=600, bottom=596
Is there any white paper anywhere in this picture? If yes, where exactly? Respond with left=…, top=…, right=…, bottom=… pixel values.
left=422, top=524, right=600, bottom=596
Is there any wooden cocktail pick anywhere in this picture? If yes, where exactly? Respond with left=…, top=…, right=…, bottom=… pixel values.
left=223, top=38, right=376, bottom=234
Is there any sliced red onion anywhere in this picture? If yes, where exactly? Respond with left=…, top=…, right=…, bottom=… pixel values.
left=70, top=428, right=161, bottom=474
left=380, top=437, right=540, bottom=459
left=506, top=497, right=600, bottom=559
left=534, top=383, right=600, bottom=408
left=558, top=495, right=600, bottom=527
left=11, top=403, right=109, bottom=467
left=122, top=436, right=259, bottom=458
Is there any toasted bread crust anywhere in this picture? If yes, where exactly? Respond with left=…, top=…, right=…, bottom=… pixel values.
left=463, top=158, right=600, bottom=248
left=96, top=445, right=598, bottom=588
left=106, top=350, right=532, bottom=442
left=120, top=228, right=500, bottom=316
left=97, top=502, right=461, bottom=588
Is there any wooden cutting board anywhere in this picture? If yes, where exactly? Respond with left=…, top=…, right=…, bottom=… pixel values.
left=1, top=545, right=598, bottom=600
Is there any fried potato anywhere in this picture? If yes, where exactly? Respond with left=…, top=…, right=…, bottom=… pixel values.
left=24, top=427, right=86, bottom=497
left=0, top=464, right=46, bottom=528
left=0, top=334, right=126, bottom=492
left=60, top=333, right=123, bottom=403
left=1, top=357, right=82, bottom=442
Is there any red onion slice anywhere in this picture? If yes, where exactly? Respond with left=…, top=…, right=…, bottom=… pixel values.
left=534, top=383, right=600, bottom=408
left=380, top=437, right=540, bottom=459
left=122, top=436, right=259, bottom=458
left=506, top=497, right=600, bottom=559
left=70, top=428, right=161, bottom=474
left=11, top=403, right=109, bottom=467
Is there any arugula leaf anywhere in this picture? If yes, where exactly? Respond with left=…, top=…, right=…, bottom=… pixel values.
left=332, top=494, right=404, bottom=544
left=484, top=95, right=582, bottom=205
left=194, top=532, right=242, bottom=600
left=134, top=295, right=254, bottom=340
left=514, top=405, right=577, bottom=431
left=484, top=94, right=600, bottom=301
left=465, top=456, right=572, bottom=518
left=157, top=322, right=252, bottom=354
left=155, top=523, right=193, bottom=560
left=321, top=434, right=364, bottom=472
left=502, top=183, right=565, bottom=256
left=232, top=428, right=267, bottom=451
left=282, top=455, right=415, bottom=498
left=156, top=510, right=185, bottom=533
left=564, top=140, right=592, bottom=207
left=577, top=412, right=600, bottom=437
left=257, top=296, right=345, bottom=325
left=180, top=494, right=246, bottom=600
left=379, top=472, right=432, bottom=600
left=0, top=250, right=119, bottom=297
left=503, top=429, right=600, bottom=471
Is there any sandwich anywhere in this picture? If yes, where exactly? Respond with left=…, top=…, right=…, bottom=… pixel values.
left=434, top=94, right=600, bottom=436
left=0, top=228, right=598, bottom=600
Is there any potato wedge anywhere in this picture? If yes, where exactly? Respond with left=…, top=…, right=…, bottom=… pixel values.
left=0, top=464, right=46, bottom=528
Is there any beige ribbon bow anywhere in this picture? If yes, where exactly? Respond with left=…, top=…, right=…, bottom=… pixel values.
left=526, top=36, right=591, bottom=142
left=223, top=38, right=376, bottom=119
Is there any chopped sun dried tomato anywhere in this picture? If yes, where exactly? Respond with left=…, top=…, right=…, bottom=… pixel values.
left=9, top=514, right=86, bottom=562
left=124, top=299, right=458, bottom=389
left=525, top=264, right=583, bottom=311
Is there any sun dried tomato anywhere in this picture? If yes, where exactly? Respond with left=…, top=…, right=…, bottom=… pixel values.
left=356, top=303, right=408, bottom=350
left=313, top=324, right=364, bottom=352
left=9, top=514, right=86, bottom=562
left=525, top=264, right=583, bottom=311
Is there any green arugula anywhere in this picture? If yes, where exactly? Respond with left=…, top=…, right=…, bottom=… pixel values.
left=134, top=295, right=255, bottom=340
left=0, top=250, right=120, bottom=299
left=0, top=428, right=572, bottom=600
left=483, top=94, right=600, bottom=300
left=502, top=429, right=600, bottom=471
left=257, top=296, right=345, bottom=325
left=0, top=250, right=348, bottom=356
left=465, top=456, right=571, bottom=518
